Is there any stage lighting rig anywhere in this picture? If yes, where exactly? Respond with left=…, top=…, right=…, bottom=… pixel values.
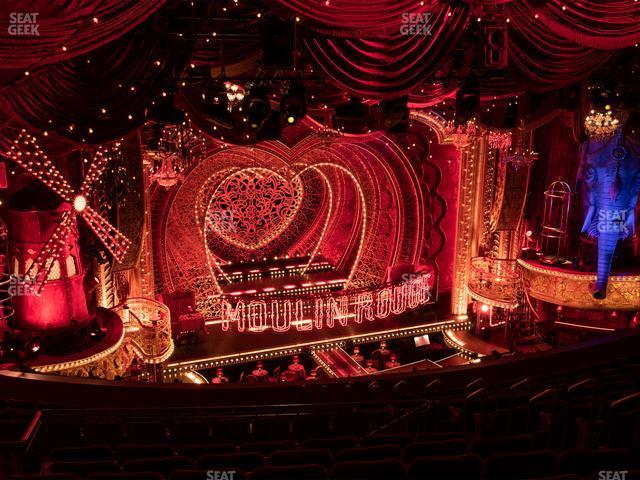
left=244, top=81, right=271, bottom=130
left=280, top=80, right=307, bottom=125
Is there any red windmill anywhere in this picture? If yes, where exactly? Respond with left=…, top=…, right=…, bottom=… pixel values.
left=2, top=130, right=131, bottom=330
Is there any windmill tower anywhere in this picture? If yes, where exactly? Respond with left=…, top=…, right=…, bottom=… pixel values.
left=2, top=130, right=131, bottom=332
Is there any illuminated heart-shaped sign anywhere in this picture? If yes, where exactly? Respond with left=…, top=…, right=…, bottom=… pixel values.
left=208, top=167, right=303, bottom=250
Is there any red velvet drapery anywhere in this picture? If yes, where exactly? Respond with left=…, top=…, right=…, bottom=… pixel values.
left=0, top=0, right=639, bottom=145
left=0, top=0, right=167, bottom=70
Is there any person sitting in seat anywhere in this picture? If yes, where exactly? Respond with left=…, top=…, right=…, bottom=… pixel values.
left=364, top=359, right=378, bottom=374
left=252, top=361, right=269, bottom=382
left=371, top=340, right=391, bottom=368
left=211, top=368, right=228, bottom=384
left=384, top=353, right=401, bottom=369
left=351, top=346, right=364, bottom=364
left=288, top=355, right=306, bottom=380
left=305, top=368, right=319, bottom=380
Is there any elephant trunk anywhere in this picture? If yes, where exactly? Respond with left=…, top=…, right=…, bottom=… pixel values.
left=594, top=232, right=619, bottom=299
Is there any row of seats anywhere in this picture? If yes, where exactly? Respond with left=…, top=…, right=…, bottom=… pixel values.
left=39, top=412, right=397, bottom=446
left=26, top=448, right=640, bottom=480
left=44, top=434, right=544, bottom=464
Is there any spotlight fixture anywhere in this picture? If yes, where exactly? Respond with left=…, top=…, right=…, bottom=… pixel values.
left=244, top=82, right=271, bottom=130
left=280, top=80, right=307, bottom=125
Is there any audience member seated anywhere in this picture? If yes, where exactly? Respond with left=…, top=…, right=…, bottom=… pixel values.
left=371, top=341, right=391, bottom=369
left=305, top=369, right=319, bottom=380
left=287, top=355, right=306, bottom=380
left=211, top=368, right=228, bottom=384
left=385, top=354, right=401, bottom=369
left=251, top=362, right=269, bottom=382
left=364, top=360, right=378, bottom=374
left=351, top=346, right=364, bottom=365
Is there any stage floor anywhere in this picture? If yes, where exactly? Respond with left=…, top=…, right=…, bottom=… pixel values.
left=164, top=307, right=470, bottom=377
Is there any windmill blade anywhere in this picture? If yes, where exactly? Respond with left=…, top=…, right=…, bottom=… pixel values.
left=79, top=147, right=110, bottom=197
left=4, top=130, right=75, bottom=202
left=24, top=210, right=74, bottom=294
left=80, top=205, right=131, bottom=263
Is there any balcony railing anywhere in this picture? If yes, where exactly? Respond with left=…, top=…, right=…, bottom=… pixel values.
left=112, top=298, right=174, bottom=364
left=467, top=257, right=520, bottom=307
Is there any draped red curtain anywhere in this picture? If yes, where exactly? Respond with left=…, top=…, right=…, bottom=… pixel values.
left=0, top=0, right=638, bottom=146
left=506, top=1, right=614, bottom=91
left=1, top=30, right=191, bottom=143
left=0, top=0, right=167, bottom=70
left=302, top=4, right=469, bottom=99
left=517, top=0, right=640, bottom=49
left=264, top=0, right=442, bottom=37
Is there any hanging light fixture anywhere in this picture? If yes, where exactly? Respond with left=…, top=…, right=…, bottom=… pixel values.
left=148, top=121, right=206, bottom=188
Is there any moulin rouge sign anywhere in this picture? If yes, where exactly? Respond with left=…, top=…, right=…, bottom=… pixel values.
left=220, top=273, right=433, bottom=333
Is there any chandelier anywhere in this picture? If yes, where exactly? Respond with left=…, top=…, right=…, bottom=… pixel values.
left=500, top=149, right=537, bottom=171
left=488, top=130, right=512, bottom=152
left=445, top=119, right=478, bottom=148
left=224, top=82, right=245, bottom=111
left=585, top=108, right=619, bottom=140
left=148, top=120, right=206, bottom=188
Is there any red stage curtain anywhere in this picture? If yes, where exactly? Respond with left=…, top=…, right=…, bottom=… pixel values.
left=1, top=31, right=191, bottom=143
left=264, top=0, right=443, bottom=37
left=302, top=6, right=469, bottom=99
left=517, top=0, right=640, bottom=49
left=0, top=0, right=167, bottom=70
left=505, top=1, right=614, bottom=91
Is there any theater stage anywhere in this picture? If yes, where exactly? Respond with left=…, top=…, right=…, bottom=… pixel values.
left=163, top=307, right=470, bottom=378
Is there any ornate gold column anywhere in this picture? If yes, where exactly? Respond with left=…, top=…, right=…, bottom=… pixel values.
left=451, top=133, right=487, bottom=315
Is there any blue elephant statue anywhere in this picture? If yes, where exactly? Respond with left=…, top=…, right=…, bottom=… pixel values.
left=580, top=129, right=640, bottom=299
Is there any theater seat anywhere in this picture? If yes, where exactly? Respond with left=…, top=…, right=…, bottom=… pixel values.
left=293, top=415, right=331, bottom=439
left=335, top=444, right=402, bottom=463
left=469, top=435, right=534, bottom=458
left=195, top=452, right=265, bottom=472
left=251, top=464, right=328, bottom=480
left=170, top=470, right=247, bottom=480
left=330, top=459, right=406, bottom=480
left=87, top=473, right=165, bottom=480
left=558, top=449, right=640, bottom=477
left=82, top=423, right=124, bottom=446
left=360, top=434, right=414, bottom=447
left=49, top=460, right=119, bottom=477
left=179, top=443, right=236, bottom=458
left=238, top=440, right=297, bottom=454
left=302, top=437, right=357, bottom=454
left=43, top=422, right=83, bottom=447
left=125, top=422, right=169, bottom=443
left=170, top=421, right=211, bottom=444
left=414, top=432, right=465, bottom=442
left=484, top=450, right=557, bottom=479
left=269, top=449, right=333, bottom=469
left=10, top=475, right=81, bottom=480
left=51, top=445, right=113, bottom=462
left=123, top=455, right=192, bottom=477
left=408, top=454, right=483, bottom=480
left=115, top=444, right=177, bottom=463
left=404, top=439, right=468, bottom=462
